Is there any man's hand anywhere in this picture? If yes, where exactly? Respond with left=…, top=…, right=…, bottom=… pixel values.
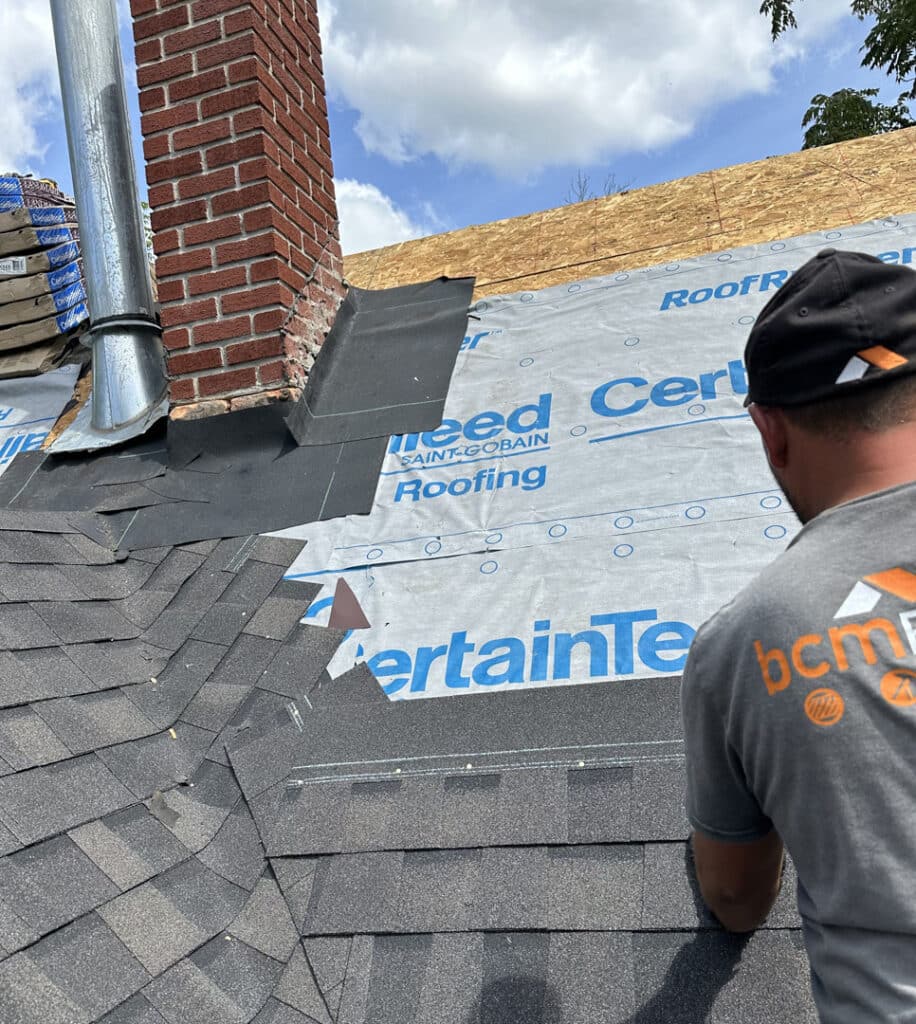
left=691, top=829, right=785, bottom=933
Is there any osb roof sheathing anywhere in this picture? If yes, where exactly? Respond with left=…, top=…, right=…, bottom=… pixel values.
left=343, top=126, right=916, bottom=299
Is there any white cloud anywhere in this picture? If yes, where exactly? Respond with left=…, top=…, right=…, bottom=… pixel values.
left=0, top=0, right=60, bottom=173
left=318, top=0, right=852, bottom=177
left=336, top=179, right=432, bottom=253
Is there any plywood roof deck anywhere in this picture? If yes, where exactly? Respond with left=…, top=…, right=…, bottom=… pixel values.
left=344, top=127, right=916, bottom=299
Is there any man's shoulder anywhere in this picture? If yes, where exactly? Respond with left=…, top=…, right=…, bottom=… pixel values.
left=686, top=542, right=811, bottom=678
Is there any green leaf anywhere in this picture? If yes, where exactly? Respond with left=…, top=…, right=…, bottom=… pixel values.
left=760, top=0, right=798, bottom=39
left=800, top=86, right=915, bottom=148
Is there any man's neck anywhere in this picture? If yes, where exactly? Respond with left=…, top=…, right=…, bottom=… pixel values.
left=804, top=427, right=916, bottom=520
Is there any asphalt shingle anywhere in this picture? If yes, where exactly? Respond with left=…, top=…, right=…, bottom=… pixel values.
left=27, top=912, right=150, bottom=1020
left=143, top=934, right=283, bottom=1024
left=68, top=803, right=191, bottom=891
left=0, top=835, right=119, bottom=937
left=0, top=706, right=73, bottom=769
left=98, top=857, right=247, bottom=975
left=0, top=754, right=135, bottom=845
left=228, top=874, right=299, bottom=962
left=95, top=724, right=216, bottom=799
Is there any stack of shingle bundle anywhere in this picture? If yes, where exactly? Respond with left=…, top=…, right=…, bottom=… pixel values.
left=0, top=175, right=87, bottom=379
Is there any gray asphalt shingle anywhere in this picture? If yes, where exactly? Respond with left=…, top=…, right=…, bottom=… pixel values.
left=68, top=803, right=191, bottom=891
left=0, top=411, right=817, bottom=1024
left=0, top=835, right=119, bottom=937
left=0, top=754, right=135, bottom=845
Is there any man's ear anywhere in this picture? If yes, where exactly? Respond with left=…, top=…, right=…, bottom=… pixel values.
left=749, top=404, right=789, bottom=470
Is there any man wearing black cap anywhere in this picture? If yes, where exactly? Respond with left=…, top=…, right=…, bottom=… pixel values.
left=682, top=249, right=916, bottom=1021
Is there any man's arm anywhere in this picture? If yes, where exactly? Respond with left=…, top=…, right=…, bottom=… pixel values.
left=691, top=828, right=785, bottom=933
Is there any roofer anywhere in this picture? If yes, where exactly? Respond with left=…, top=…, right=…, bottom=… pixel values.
left=681, top=248, right=916, bottom=1022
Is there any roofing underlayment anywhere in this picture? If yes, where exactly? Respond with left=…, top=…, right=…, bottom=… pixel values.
left=1, top=129, right=916, bottom=1021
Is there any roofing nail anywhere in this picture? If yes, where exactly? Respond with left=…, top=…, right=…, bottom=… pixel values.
left=286, top=702, right=304, bottom=732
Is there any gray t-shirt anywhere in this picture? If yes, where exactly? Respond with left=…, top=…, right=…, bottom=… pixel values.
left=683, top=480, right=916, bottom=1023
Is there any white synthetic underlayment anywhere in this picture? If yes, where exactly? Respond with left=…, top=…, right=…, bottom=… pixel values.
left=277, top=214, right=916, bottom=699
left=0, top=364, right=80, bottom=474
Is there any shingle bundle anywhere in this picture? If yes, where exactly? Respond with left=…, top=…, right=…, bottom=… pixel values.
left=0, top=175, right=87, bottom=379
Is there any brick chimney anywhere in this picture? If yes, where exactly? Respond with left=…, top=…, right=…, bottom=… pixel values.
left=129, top=0, right=344, bottom=415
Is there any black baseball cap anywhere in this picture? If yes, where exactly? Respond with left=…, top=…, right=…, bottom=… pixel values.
left=743, top=248, right=916, bottom=407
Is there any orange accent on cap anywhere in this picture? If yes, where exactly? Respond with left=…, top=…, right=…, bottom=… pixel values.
left=864, top=568, right=916, bottom=603
left=858, top=345, right=907, bottom=370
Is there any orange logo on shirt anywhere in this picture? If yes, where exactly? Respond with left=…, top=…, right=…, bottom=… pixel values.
left=880, top=669, right=916, bottom=708
left=804, top=688, right=845, bottom=726
left=753, top=618, right=907, bottom=696
left=752, top=565, right=916, bottom=727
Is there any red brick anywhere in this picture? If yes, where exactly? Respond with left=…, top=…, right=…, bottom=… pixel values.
left=210, top=182, right=272, bottom=216
left=143, top=134, right=171, bottom=161
left=187, top=266, right=247, bottom=295
left=152, top=229, right=180, bottom=255
left=192, top=315, right=250, bottom=344
left=137, top=53, right=192, bottom=88
left=285, top=197, right=322, bottom=237
left=157, top=279, right=186, bottom=302
left=151, top=198, right=207, bottom=231
left=238, top=156, right=282, bottom=187
left=223, top=8, right=255, bottom=36
left=258, top=359, right=287, bottom=384
left=225, top=336, right=282, bottom=365
left=163, top=20, right=221, bottom=56
left=201, top=82, right=262, bottom=118
left=273, top=107, right=303, bottom=150
left=141, top=101, right=199, bottom=135
left=146, top=151, right=203, bottom=185
left=197, top=366, right=257, bottom=398
left=196, top=35, right=255, bottom=70
left=253, top=308, right=286, bottom=333
left=134, top=37, right=162, bottom=64
left=228, top=56, right=262, bottom=85
left=205, top=134, right=264, bottom=171
left=177, top=167, right=236, bottom=200
left=221, top=283, right=290, bottom=314
left=156, top=248, right=214, bottom=278
left=290, top=233, right=324, bottom=271
left=169, top=347, right=224, bottom=374
left=134, top=4, right=190, bottom=40
left=250, top=257, right=304, bottom=291
left=217, top=232, right=284, bottom=265
left=184, top=215, right=241, bottom=245
left=172, top=118, right=231, bottom=152
left=271, top=62, right=303, bottom=107
left=160, top=297, right=218, bottom=328
left=162, top=327, right=191, bottom=351
left=241, top=206, right=278, bottom=233
left=169, top=380, right=197, bottom=402
left=148, top=182, right=175, bottom=208
left=311, top=136, right=334, bottom=176
left=169, top=67, right=227, bottom=103
left=138, top=86, right=166, bottom=112
left=130, top=0, right=158, bottom=15
left=192, top=0, right=252, bottom=17
left=232, top=107, right=264, bottom=135
left=308, top=46, right=324, bottom=77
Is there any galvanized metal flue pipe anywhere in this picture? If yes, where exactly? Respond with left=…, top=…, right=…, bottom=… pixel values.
left=50, top=0, right=167, bottom=431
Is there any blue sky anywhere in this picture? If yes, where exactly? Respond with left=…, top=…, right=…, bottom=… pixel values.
left=1, top=1, right=905, bottom=254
